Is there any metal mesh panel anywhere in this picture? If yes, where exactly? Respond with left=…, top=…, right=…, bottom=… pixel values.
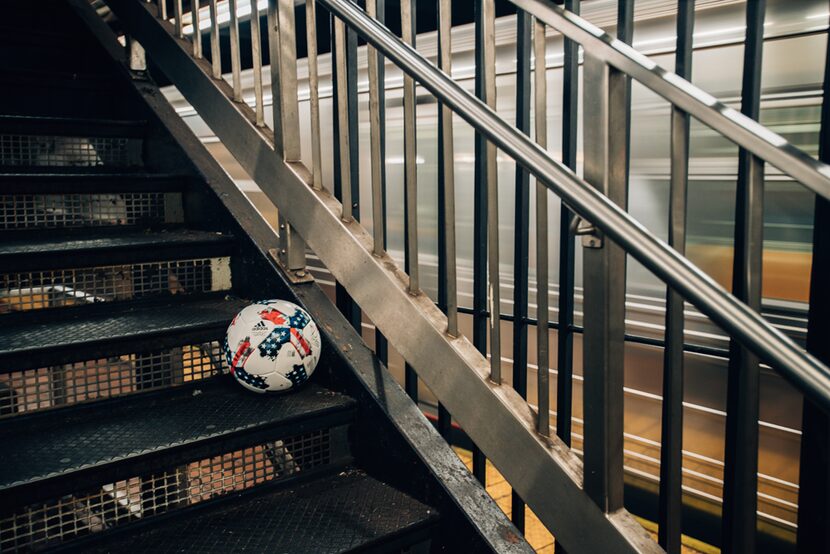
left=0, top=135, right=136, bottom=167
left=0, top=258, right=229, bottom=313
left=0, top=430, right=332, bottom=552
left=0, top=342, right=225, bottom=417
left=0, top=193, right=166, bottom=229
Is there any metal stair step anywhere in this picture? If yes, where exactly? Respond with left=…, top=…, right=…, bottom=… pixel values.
left=0, top=115, right=145, bottom=170
left=0, top=172, right=192, bottom=194
left=0, top=379, right=356, bottom=510
left=0, top=296, right=247, bottom=370
left=0, top=115, right=145, bottom=138
left=84, top=469, right=438, bottom=554
left=0, top=229, right=235, bottom=272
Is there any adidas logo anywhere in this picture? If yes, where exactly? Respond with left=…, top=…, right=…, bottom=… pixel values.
left=252, top=321, right=268, bottom=334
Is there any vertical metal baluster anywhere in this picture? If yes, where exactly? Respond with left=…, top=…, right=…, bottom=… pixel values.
left=659, top=2, right=694, bottom=552
left=266, top=0, right=299, bottom=160
left=471, top=0, right=488, bottom=485
left=342, top=20, right=363, bottom=329
left=797, top=19, right=830, bottom=554
left=510, top=7, right=532, bottom=532
left=481, top=0, right=500, bottom=384
left=373, top=0, right=390, bottom=365
left=435, top=0, right=455, bottom=440
left=192, top=0, right=202, bottom=58
left=401, top=0, right=418, bottom=294
left=617, top=0, right=633, bottom=197
left=401, top=0, right=419, bottom=401
left=557, top=0, right=580, bottom=450
left=209, top=0, right=221, bottom=78
left=367, top=0, right=383, bottom=254
left=306, top=0, right=323, bottom=189
left=534, top=17, right=549, bottom=439
left=438, top=0, right=457, bottom=339
left=158, top=0, right=167, bottom=20
left=722, top=2, right=765, bottom=552
left=581, top=54, right=627, bottom=514
left=266, top=0, right=306, bottom=278
left=333, top=18, right=351, bottom=223
left=174, top=0, right=184, bottom=37
left=228, top=0, right=242, bottom=101
left=250, top=0, right=264, bottom=127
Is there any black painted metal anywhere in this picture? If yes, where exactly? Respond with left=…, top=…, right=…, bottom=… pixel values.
left=556, top=0, right=579, bottom=449
left=471, top=0, right=488, bottom=485
left=722, top=1, right=766, bottom=551
left=85, top=470, right=439, bottom=554
left=403, top=0, right=419, bottom=404
left=436, top=0, right=452, bottom=441
left=510, top=7, right=532, bottom=534
left=0, top=379, right=355, bottom=510
left=658, top=3, right=695, bottom=553
left=797, top=23, right=830, bottom=554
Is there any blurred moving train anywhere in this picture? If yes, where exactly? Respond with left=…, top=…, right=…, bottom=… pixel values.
left=157, top=0, right=827, bottom=548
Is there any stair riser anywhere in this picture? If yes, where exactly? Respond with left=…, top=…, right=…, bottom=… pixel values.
left=0, top=426, right=351, bottom=553
left=0, top=192, right=182, bottom=230
left=1, top=257, right=232, bottom=314
left=1, top=339, right=227, bottom=418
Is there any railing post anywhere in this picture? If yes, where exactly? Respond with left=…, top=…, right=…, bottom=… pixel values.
left=436, top=0, right=456, bottom=440
left=797, top=16, right=830, bottom=553
left=556, top=0, right=580, bottom=450
left=267, top=0, right=308, bottom=282
left=659, top=2, right=695, bottom=552
left=722, top=2, right=765, bottom=551
left=581, top=53, right=627, bottom=513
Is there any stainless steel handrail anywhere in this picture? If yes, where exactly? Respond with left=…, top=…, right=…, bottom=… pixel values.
left=318, top=0, right=830, bottom=411
left=511, top=0, right=830, bottom=201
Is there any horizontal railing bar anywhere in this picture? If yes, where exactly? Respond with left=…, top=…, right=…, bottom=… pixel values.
left=454, top=305, right=732, bottom=359
left=318, top=0, right=830, bottom=412
left=510, top=0, right=830, bottom=201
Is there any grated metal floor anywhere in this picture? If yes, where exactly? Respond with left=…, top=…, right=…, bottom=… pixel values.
left=87, top=469, right=438, bottom=553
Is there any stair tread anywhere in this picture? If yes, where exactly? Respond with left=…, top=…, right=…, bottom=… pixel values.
left=0, top=229, right=233, bottom=258
left=88, top=470, right=438, bottom=554
left=0, top=296, right=247, bottom=361
left=0, top=380, right=356, bottom=495
left=0, top=114, right=146, bottom=137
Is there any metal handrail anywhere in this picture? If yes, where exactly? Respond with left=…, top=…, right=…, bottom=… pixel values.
left=317, top=0, right=830, bottom=411
left=512, top=0, right=830, bottom=201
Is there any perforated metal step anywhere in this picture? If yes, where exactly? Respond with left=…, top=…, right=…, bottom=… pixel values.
left=85, top=470, right=438, bottom=554
left=0, top=379, right=356, bottom=510
left=0, top=296, right=247, bottom=370
left=0, top=229, right=234, bottom=271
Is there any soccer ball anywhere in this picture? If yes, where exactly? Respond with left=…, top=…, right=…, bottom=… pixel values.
left=223, top=300, right=322, bottom=393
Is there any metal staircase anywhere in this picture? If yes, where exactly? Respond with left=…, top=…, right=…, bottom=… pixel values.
left=4, top=0, right=830, bottom=552
left=0, top=1, right=528, bottom=552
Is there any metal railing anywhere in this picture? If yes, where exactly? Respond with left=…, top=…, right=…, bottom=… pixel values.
left=106, top=1, right=830, bottom=552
